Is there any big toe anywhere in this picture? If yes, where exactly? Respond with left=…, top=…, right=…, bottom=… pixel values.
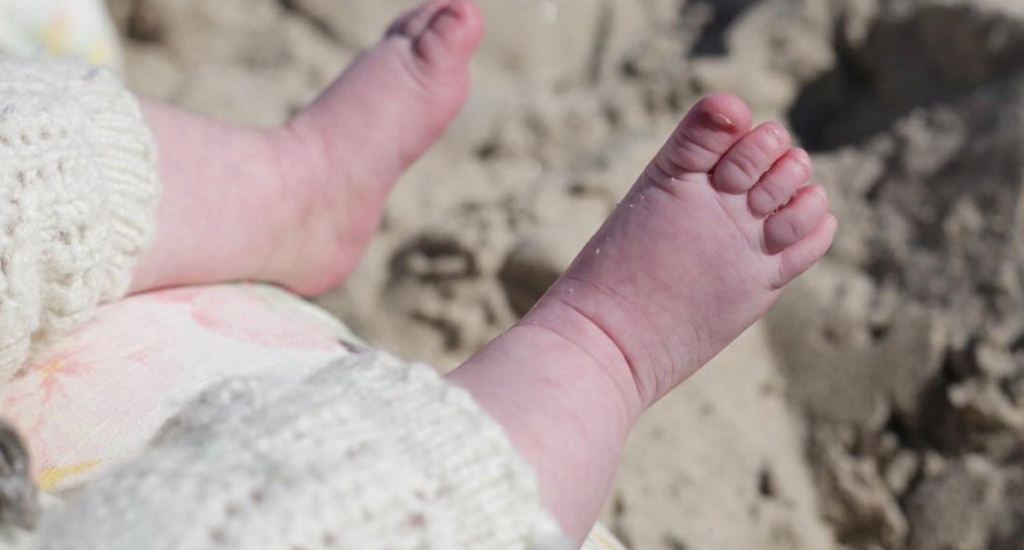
left=650, top=94, right=753, bottom=180
left=388, top=0, right=484, bottom=75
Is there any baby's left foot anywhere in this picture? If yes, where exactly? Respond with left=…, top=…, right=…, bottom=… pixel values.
left=266, top=0, right=484, bottom=295
left=132, top=0, right=483, bottom=295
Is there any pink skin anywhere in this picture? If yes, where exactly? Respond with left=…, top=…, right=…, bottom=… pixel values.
left=449, top=94, right=836, bottom=543
left=130, top=0, right=484, bottom=295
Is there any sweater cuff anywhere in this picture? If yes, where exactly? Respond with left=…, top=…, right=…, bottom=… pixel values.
left=37, top=353, right=568, bottom=549
left=0, top=57, right=160, bottom=381
left=62, top=61, right=160, bottom=307
left=306, top=355, right=570, bottom=549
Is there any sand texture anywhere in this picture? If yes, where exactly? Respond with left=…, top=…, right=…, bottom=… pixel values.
left=108, top=0, right=1024, bottom=548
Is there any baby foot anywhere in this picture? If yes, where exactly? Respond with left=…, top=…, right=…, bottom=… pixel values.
left=264, top=0, right=483, bottom=295
left=451, top=95, right=835, bottom=541
left=530, top=94, right=835, bottom=407
left=129, top=0, right=482, bottom=295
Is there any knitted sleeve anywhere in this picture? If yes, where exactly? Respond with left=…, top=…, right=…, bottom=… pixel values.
left=35, top=352, right=568, bottom=550
left=0, top=57, right=159, bottom=382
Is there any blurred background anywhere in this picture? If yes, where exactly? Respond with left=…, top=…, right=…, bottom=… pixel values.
left=86, top=0, right=1024, bottom=547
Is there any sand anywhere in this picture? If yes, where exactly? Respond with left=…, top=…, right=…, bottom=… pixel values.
left=108, top=0, right=1024, bottom=548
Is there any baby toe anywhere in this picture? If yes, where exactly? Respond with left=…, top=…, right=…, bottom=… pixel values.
left=713, top=121, right=792, bottom=195
left=773, top=214, right=838, bottom=289
left=748, top=148, right=813, bottom=217
left=650, top=94, right=752, bottom=179
left=387, top=0, right=448, bottom=38
left=387, top=0, right=482, bottom=71
left=763, top=185, right=829, bottom=254
left=412, top=0, right=483, bottom=69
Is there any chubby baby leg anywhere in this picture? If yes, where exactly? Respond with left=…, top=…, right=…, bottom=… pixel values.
left=450, top=94, right=835, bottom=543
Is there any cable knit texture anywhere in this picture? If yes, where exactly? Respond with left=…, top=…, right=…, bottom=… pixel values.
left=35, top=352, right=568, bottom=550
left=0, top=57, right=159, bottom=382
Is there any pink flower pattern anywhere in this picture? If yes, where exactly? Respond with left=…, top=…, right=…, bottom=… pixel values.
left=0, top=284, right=350, bottom=490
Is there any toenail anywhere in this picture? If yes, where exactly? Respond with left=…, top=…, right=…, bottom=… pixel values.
left=826, top=214, right=839, bottom=234
left=791, top=160, right=810, bottom=179
left=795, top=148, right=811, bottom=164
left=793, top=150, right=811, bottom=171
left=707, top=112, right=736, bottom=131
left=765, top=125, right=785, bottom=145
left=812, top=186, right=828, bottom=203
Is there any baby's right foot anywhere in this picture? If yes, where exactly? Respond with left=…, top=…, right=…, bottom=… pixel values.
left=451, top=94, right=835, bottom=541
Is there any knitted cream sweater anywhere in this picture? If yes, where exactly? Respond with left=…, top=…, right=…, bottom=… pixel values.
left=0, top=57, right=159, bottom=382
left=36, top=354, right=567, bottom=549
left=0, top=58, right=566, bottom=550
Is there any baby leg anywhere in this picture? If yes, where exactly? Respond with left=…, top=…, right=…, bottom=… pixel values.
left=450, top=94, right=835, bottom=543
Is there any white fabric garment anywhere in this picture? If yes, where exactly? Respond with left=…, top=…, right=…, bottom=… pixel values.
left=0, top=57, right=159, bottom=383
